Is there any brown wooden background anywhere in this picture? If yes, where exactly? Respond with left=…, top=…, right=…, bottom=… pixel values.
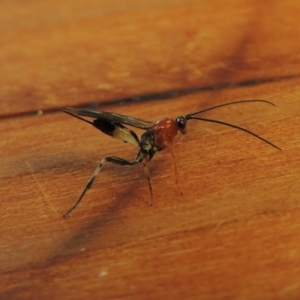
left=1, top=1, right=300, bottom=299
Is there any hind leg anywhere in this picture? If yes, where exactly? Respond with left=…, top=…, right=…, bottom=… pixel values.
left=64, top=156, right=141, bottom=216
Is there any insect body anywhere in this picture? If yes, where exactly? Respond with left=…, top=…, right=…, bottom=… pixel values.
left=62, top=100, right=280, bottom=216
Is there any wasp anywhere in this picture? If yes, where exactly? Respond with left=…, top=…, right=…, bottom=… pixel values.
left=61, top=99, right=280, bottom=216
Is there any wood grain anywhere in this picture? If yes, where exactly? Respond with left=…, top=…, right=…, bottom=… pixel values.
left=1, top=1, right=300, bottom=299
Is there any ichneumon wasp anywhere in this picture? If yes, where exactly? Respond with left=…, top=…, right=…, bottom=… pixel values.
left=61, top=99, right=280, bottom=216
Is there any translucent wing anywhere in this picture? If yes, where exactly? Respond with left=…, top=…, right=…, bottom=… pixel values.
left=61, top=108, right=154, bottom=130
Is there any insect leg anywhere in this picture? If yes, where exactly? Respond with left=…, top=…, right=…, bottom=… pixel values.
left=170, top=148, right=183, bottom=195
left=142, top=157, right=153, bottom=205
left=63, top=156, right=141, bottom=216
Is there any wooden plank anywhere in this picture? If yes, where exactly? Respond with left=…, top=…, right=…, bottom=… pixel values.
left=1, top=79, right=300, bottom=299
left=1, top=0, right=300, bottom=299
left=1, top=0, right=300, bottom=116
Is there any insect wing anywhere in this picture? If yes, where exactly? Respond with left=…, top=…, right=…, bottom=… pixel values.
left=62, top=108, right=154, bottom=130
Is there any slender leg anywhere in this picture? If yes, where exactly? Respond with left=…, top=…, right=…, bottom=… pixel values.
left=170, top=148, right=183, bottom=195
left=64, top=156, right=141, bottom=216
left=142, top=157, right=153, bottom=205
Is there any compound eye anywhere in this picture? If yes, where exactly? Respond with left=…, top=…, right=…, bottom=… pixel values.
left=175, top=116, right=186, bottom=130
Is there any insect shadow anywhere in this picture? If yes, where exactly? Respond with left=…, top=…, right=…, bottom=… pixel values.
left=61, top=99, right=281, bottom=216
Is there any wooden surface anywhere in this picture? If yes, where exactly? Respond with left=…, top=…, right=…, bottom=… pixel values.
left=1, top=1, right=300, bottom=299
